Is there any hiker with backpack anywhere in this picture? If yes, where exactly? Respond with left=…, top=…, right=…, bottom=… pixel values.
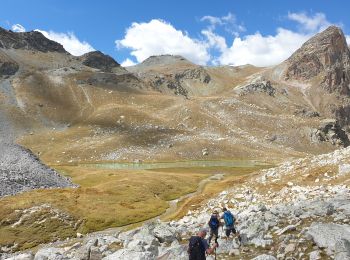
left=221, top=207, right=241, bottom=242
left=188, top=228, right=218, bottom=260
left=208, top=210, right=220, bottom=246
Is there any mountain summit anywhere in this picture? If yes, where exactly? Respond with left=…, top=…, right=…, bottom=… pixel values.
left=283, top=26, right=350, bottom=95
left=0, top=27, right=66, bottom=53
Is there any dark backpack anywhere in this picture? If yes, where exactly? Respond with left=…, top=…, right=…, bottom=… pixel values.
left=208, top=215, right=220, bottom=230
left=223, top=211, right=235, bottom=226
left=188, top=236, right=206, bottom=260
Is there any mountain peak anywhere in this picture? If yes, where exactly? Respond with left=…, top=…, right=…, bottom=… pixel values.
left=139, top=54, right=193, bottom=67
left=81, top=51, right=121, bottom=72
left=283, top=26, right=350, bottom=95
left=0, top=27, right=66, bottom=53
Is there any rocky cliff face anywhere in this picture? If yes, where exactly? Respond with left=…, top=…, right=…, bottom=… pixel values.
left=0, top=28, right=66, bottom=53
left=284, top=26, right=350, bottom=96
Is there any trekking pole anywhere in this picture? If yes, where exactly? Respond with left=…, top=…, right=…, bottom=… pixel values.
left=214, top=247, right=217, bottom=260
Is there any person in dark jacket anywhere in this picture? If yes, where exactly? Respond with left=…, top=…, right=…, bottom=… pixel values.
left=188, top=228, right=218, bottom=260
left=208, top=210, right=220, bottom=245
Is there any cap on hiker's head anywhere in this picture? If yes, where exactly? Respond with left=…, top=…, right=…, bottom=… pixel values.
left=223, top=207, right=227, bottom=211
left=213, top=210, right=218, bottom=214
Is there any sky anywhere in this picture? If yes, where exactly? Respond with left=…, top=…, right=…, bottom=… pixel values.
left=0, top=0, right=349, bottom=67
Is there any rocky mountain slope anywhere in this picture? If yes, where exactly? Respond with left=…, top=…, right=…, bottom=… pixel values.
left=5, top=28, right=350, bottom=167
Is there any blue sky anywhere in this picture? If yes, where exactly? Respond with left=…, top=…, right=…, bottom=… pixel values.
left=1, top=0, right=349, bottom=66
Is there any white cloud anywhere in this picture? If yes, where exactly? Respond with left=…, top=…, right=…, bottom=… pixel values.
left=35, top=30, right=95, bottom=56
left=346, top=35, right=350, bottom=46
left=287, top=12, right=331, bottom=32
left=217, top=28, right=309, bottom=66
left=118, top=12, right=341, bottom=67
left=201, top=12, right=246, bottom=36
left=116, top=19, right=210, bottom=65
left=204, top=12, right=336, bottom=67
left=11, top=24, right=26, bottom=32
left=121, top=58, right=136, bottom=67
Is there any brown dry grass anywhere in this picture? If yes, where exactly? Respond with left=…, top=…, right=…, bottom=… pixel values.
left=0, top=165, right=206, bottom=250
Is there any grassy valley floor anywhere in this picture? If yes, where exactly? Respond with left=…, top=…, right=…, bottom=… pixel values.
left=0, top=162, right=267, bottom=251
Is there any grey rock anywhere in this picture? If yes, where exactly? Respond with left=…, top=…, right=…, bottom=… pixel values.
left=153, top=223, right=178, bottom=243
left=156, top=245, right=188, bottom=260
left=4, top=253, right=34, bottom=260
left=102, top=249, right=154, bottom=260
left=237, top=81, right=276, bottom=96
left=252, top=254, right=277, bottom=260
left=306, top=223, right=350, bottom=253
left=34, top=248, right=65, bottom=260
left=335, top=239, right=350, bottom=260
left=0, top=61, right=19, bottom=77
left=276, top=225, right=297, bottom=236
left=309, top=250, right=321, bottom=260
left=310, top=119, right=350, bottom=147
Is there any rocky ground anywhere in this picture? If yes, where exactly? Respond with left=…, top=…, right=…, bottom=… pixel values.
left=3, top=147, right=349, bottom=260
left=0, top=142, right=75, bottom=196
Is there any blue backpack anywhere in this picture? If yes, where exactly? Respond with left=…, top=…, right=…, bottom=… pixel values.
left=223, top=211, right=235, bottom=226
left=209, top=215, right=220, bottom=230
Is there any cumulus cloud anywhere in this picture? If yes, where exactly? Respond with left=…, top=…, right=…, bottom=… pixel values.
left=121, top=58, right=136, bottom=67
left=116, top=19, right=210, bottom=65
left=217, top=28, right=309, bottom=66
left=11, top=24, right=26, bottom=32
left=118, top=12, right=342, bottom=67
left=36, top=30, right=95, bottom=56
left=204, top=12, right=337, bottom=67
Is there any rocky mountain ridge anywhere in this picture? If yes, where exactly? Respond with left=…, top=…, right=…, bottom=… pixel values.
left=0, top=28, right=66, bottom=53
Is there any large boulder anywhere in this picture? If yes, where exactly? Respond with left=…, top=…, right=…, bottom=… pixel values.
left=102, top=249, right=154, bottom=260
left=335, top=239, right=350, bottom=260
left=153, top=222, right=179, bottom=243
left=306, top=223, right=350, bottom=254
left=4, top=253, right=34, bottom=260
left=34, top=248, right=65, bottom=260
left=157, top=245, right=188, bottom=260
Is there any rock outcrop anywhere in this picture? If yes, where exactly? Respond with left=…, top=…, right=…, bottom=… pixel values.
left=310, top=119, right=350, bottom=147
left=0, top=27, right=66, bottom=53
left=0, top=60, right=18, bottom=76
left=283, top=26, right=350, bottom=96
left=236, top=80, right=276, bottom=96
left=81, top=51, right=122, bottom=73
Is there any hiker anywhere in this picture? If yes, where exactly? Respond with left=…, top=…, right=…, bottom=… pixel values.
left=188, top=228, right=218, bottom=260
left=208, top=210, right=220, bottom=245
left=221, top=207, right=240, bottom=241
